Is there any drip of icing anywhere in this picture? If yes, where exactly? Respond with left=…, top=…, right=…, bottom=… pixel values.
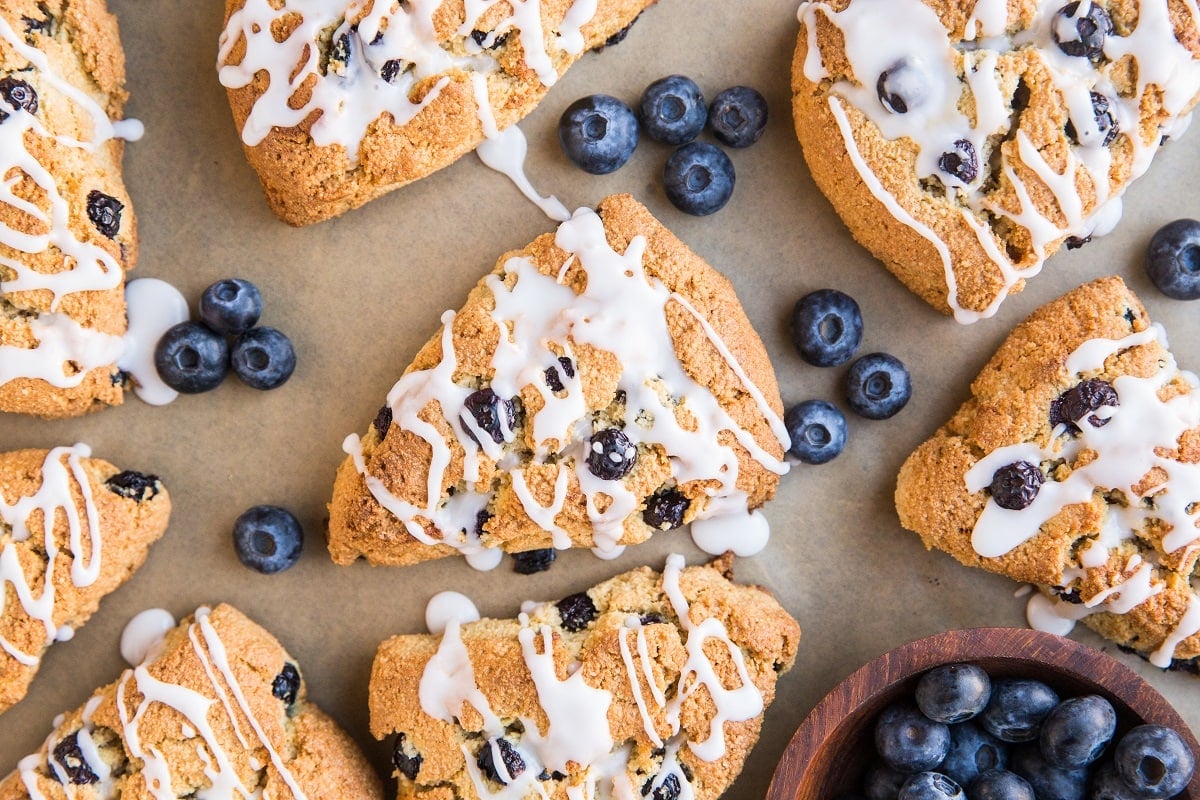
left=690, top=508, right=771, bottom=557
left=426, top=591, right=481, bottom=634
left=617, top=616, right=664, bottom=747
left=118, top=279, right=190, bottom=406
left=120, top=608, right=177, bottom=666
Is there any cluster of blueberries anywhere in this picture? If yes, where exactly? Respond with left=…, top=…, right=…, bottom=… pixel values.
left=860, top=663, right=1195, bottom=800
left=783, top=289, right=911, bottom=465
left=557, top=75, right=768, bottom=215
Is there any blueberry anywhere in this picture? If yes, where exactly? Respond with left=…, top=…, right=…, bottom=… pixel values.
left=199, top=278, right=263, bottom=335
left=1011, top=744, right=1088, bottom=800
left=1053, top=2, right=1113, bottom=61
left=154, top=321, right=230, bottom=394
left=784, top=400, right=848, bottom=464
left=643, top=487, right=690, bottom=530
left=1146, top=219, right=1200, bottom=300
left=556, top=592, right=597, bottom=632
left=231, top=327, right=296, bottom=390
left=1114, top=725, right=1195, bottom=798
left=1090, top=762, right=1143, bottom=800
left=380, top=59, right=405, bottom=82
left=461, top=389, right=516, bottom=446
left=789, top=289, right=863, bottom=367
left=105, top=470, right=161, bottom=502
left=864, top=764, right=908, bottom=800
left=845, top=353, right=912, bottom=420
left=900, top=773, right=964, bottom=800
left=967, top=769, right=1035, bottom=800
left=373, top=405, right=393, bottom=437
left=917, top=664, right=992, bottom=724
left=875, top=702, right=952, bottom=773
left=941, top=722, right=1009, bottom=786
left=86, top=191, right=124, bottom=239
left=663, top=142, right=735, bottom=216
left=646, top=772, right=682, bottom=800
left=52, top=734, right=98, bottom=785
left=587, top=428, right=637, bottom=480
left=939, top=139, right=979, bottom=184
left=638, top=75, right=706, bottom=145
left=1065, top=92, right=1118, bottom=147
left=877, top=59, right=930, bottom=114
left=558, top=94, right=638, bottom=174
left=0, top=76, right=38, bottom=122
left=393, top=732, right=423, bottom=780
left=272, top=663, right=300, bottom=706
left=602, top=13, right=639, bottom=48
left=708, top=86, right=768, bottom=148
left=478, top=738, right=525, bottom=785
left=980, top=679, right=1059, bottom=743
left=989, top=461, right=1045, bottom=511
left=1051, top=379, right=1119, bottom=432
left=232, top=505, right=303, bottom=574
left=512, top=548, right=556, bottom=574
left=544, top=356, right=575, bottom=392
left=1039, top=695, right=1116, bottom=769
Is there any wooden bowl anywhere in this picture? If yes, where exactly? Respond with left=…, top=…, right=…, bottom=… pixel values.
left=767, top=628, right=1200, bottom=800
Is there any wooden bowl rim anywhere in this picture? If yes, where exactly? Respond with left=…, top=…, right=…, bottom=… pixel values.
left=766, top=627, right=1200, bottom=800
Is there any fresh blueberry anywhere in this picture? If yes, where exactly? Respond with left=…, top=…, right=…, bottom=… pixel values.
left=876, top=702, right=952, bottom=773
left=784, top=400, right=847, bottom=465
left=1053, top=2, right=1113, bottom=61
left=393, top=732, right=423, bottom=781
left=1038, top=695, right=1116, bottom=769
left=663, top=141, right=735, bottom=216
left=1065, top=92, right=1118, bottom=147
left=1146, top=219, right=1200, bottom=300
left=940, top=722, right=1009, bottom=786
left=1114, top=725, right=1195, bottom=799
left=877, top=59, right=930, bottom=114
left=638, top=75, right=706, bottom=145
left=864, top=764, right=908, bottom=800
left=271, top=663, right=300, bottom=706
left=0, top=76, right=38, bottom=122
left=52, top=734, right=98, bottom=785
left=917, top=664, right=992, bottom=724
left=556, top=592, right=597, bottom=632
left=1051, top=379, right=1119, bottom=432
left=86, top=191, right=123, bottom=239
left=939, top=139, right=979, bottom=184
left=1011, top=744, right=1088, bottom=800
left=708, top=86, right=768, bottom=148
left=643, top=487, right=690, bottom=530
left=967, top=769, right=1035, bottom=800
left=1090, top=762, right=1143, bottom=800
left=231, top=327, right=296, bottom=390
left=232, top=505, right=303, bottom=574
left=980, top=679, right=1060, bottom=743
left=789, top=289, right=863, bottom=367
left=989, top=461, right=1045, bottom=511
left=154, top=321, right=230, bottom=394
left=199, top=278, right=263, bottom=335
left=845, top=353, right=912, bottom=420
left=587, top=428, right=637, bottom=480
left=478, top=738, right=525, bottom=785
left=558, top=94, right=638, bottom=174
left=105, top=470, right=161, bottom=502
left=900, top=773, right=964, bottom=800
left=512, top=548, right=556, bottom=574
left=461, top=389, right=516, bottom=445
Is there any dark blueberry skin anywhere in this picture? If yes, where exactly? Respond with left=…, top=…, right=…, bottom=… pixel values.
left=512, top=548, right=556, bottom=574
left=940, top=722, right=1009, bottom=787
left=939, top=139, right=979, bottom=184
left=272, top=662, right=300, bottom=705
left=663, top=142, right=735, bottom=216
left=864, top=764, right=908, bottom=800
left=980, top=679, right=1060, bottom=743
left=1053, top=2, right=1113, bottom=61
left=199, top=278, right=263, bottom=336
left=638, top=75, right=706, bottom=145
left=1011, top=744, right=1088, bottom=800
left=708, top=86, right=768, bottom=148
left=989, top=461, right=1045, bottom=511
left=647, top=772, right=682, bottom=800
left=1066, top=92, right=1118, bottom=147
left=52, top=734, right=98, bottom=785
left=544, top=356, right=575, bottom=392
left=587, top=428, right=637, bottom=480
left=393, top=732, right=423, bottom=780
left=899, top=772, right=964, bottom=800
left=967, top=769, right=1035, bottom=800
left=558, top=94, right=638, bottom=174
left=0, top=76, right=38, bottom=122
left=784, top=400, right=848, bottom=465
left=845, top=353, right=912, bottom=420
left=789, top=289, right=863, bottom=367
left=556, top=592, right=597, bottom=632
left=105, top=470, right=160, bottom=502
left=643, top=487, right=690, bottom=530
left=1039, top=695, right=1117, bottom=769
left=877, top=59, right=930, bottom=114
left=154, top=321, right=230, bottom=394
left=478, top=738, right=525, bottom=785
left=232, top=505, right=303, bottom=574
left=1090, top=762, right=1144, bottom=800
left=374, top=404, right=393, bottom=437
left=1051, top=379, right=1119, bottom=432
left=231, top=327, right=296, bottom=390
left=1146, top=219, right=1200, bottom=300
left=461, top=388, right=516, bottom=446
left=1114, top=725, right=1195, bottom=798
left=917, top=664, right=992, bottom=724
left=380, top=58, right=404, bottom=82
left=875, top=702, right=952, bottom=773
left=601, top=12, right=640, bottom=47
left=86, top=191, right=124, bottom=239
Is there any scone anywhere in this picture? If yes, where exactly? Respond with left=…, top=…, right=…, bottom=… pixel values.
left=0, top=0, right=142, bottom=417
left=217, top=0, right=655, bottom=226
left=328, top=194, right=789, bottom=569
left=792, top=0, right=1200, bottom=322
left=370, top=555, right=800, bottom=800
left=1, top=604, right=384, bottom=800
left=0, top=446, right=169, bottom=715
left=896, top=277, right=1200, bottom=669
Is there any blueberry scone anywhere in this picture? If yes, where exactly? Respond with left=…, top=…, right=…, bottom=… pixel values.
left=0, top=446, right=169, bottom=715
left=370, top=555, right=800, bottom=800
left=1, top=604, right=384, bottom=800
left=217, top=0, right=655, bottom=226
left=792, top=0, right=1200, bottom=322
left=328, top=194, right=789, bottom=569
left=0, top=0, right=143, bottom=417
left=896, top=277, right=1200, bottom=669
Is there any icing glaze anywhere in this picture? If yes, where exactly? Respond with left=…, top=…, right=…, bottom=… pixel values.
left=426, top=591, right=482, bottom=634
left=118, top=278, right=190, bottom=406
left=120, top=608, right=178, bottom=667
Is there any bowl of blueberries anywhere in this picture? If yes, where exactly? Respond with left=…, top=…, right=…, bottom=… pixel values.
left=766, top=628, right=1198, bottom=800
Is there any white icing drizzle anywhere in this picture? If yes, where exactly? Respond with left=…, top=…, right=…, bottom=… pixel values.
left=118, top=279, right=190, bottom=406
left=120, top=608, right=177, bottom=667
left=798, top=0, right=1200, bottom=323
left=345, top=208, right=788, bottom=568
left=426, top=591, right=481, bottom=634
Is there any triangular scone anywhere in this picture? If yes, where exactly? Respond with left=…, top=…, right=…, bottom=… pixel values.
left=0, top=446, right=170, bottom=715
left=218, top=0, right=655, bottom=226
left=3, top=604, right=384, bottom=800
left=897, top=277, right=1200, bottom=669
left=328, top=194, right=789, bottom=568
left=0, top=1, right=142, bottom=417
left=370, top=556, right=800, bottom=800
